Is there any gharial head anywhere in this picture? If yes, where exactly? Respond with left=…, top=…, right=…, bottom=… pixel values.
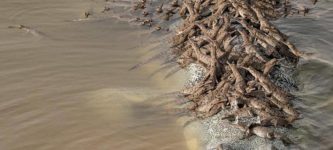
left=18, top=25, right=25, bottom=29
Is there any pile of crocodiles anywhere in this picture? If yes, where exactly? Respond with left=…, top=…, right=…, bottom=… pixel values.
left=127, top=0, right=318, bottom=145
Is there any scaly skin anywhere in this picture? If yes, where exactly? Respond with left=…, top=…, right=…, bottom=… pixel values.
left=129, top=0, right=315, bottom=141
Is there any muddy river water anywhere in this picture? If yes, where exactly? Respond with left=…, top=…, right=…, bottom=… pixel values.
left=0, top=0, right=333, bottom=150
left=0, top=0, right=191, bottom=149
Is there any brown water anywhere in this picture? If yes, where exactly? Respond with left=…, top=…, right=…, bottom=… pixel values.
left=0, top=0, right=192, bottom=150
left=1, top=0, right=333, bottom=150
left=275, top=1, right=333, bottom=149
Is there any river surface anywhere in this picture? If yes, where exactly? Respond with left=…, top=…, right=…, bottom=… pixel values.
left=0, top=0, right=332, bottom=150
left=0, top=0, right=191, bottom=150
left=275, top=1, right=333, bottom=149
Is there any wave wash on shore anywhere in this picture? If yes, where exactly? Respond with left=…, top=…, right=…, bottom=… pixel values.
left=122, top=0, right=317, bottom=148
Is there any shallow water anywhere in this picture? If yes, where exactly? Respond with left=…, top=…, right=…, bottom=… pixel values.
left=275, top=1, right=333, bottom=149
left=1, top=0, right=333, bottom=150
left=0, top=0, right=190, bottom=150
